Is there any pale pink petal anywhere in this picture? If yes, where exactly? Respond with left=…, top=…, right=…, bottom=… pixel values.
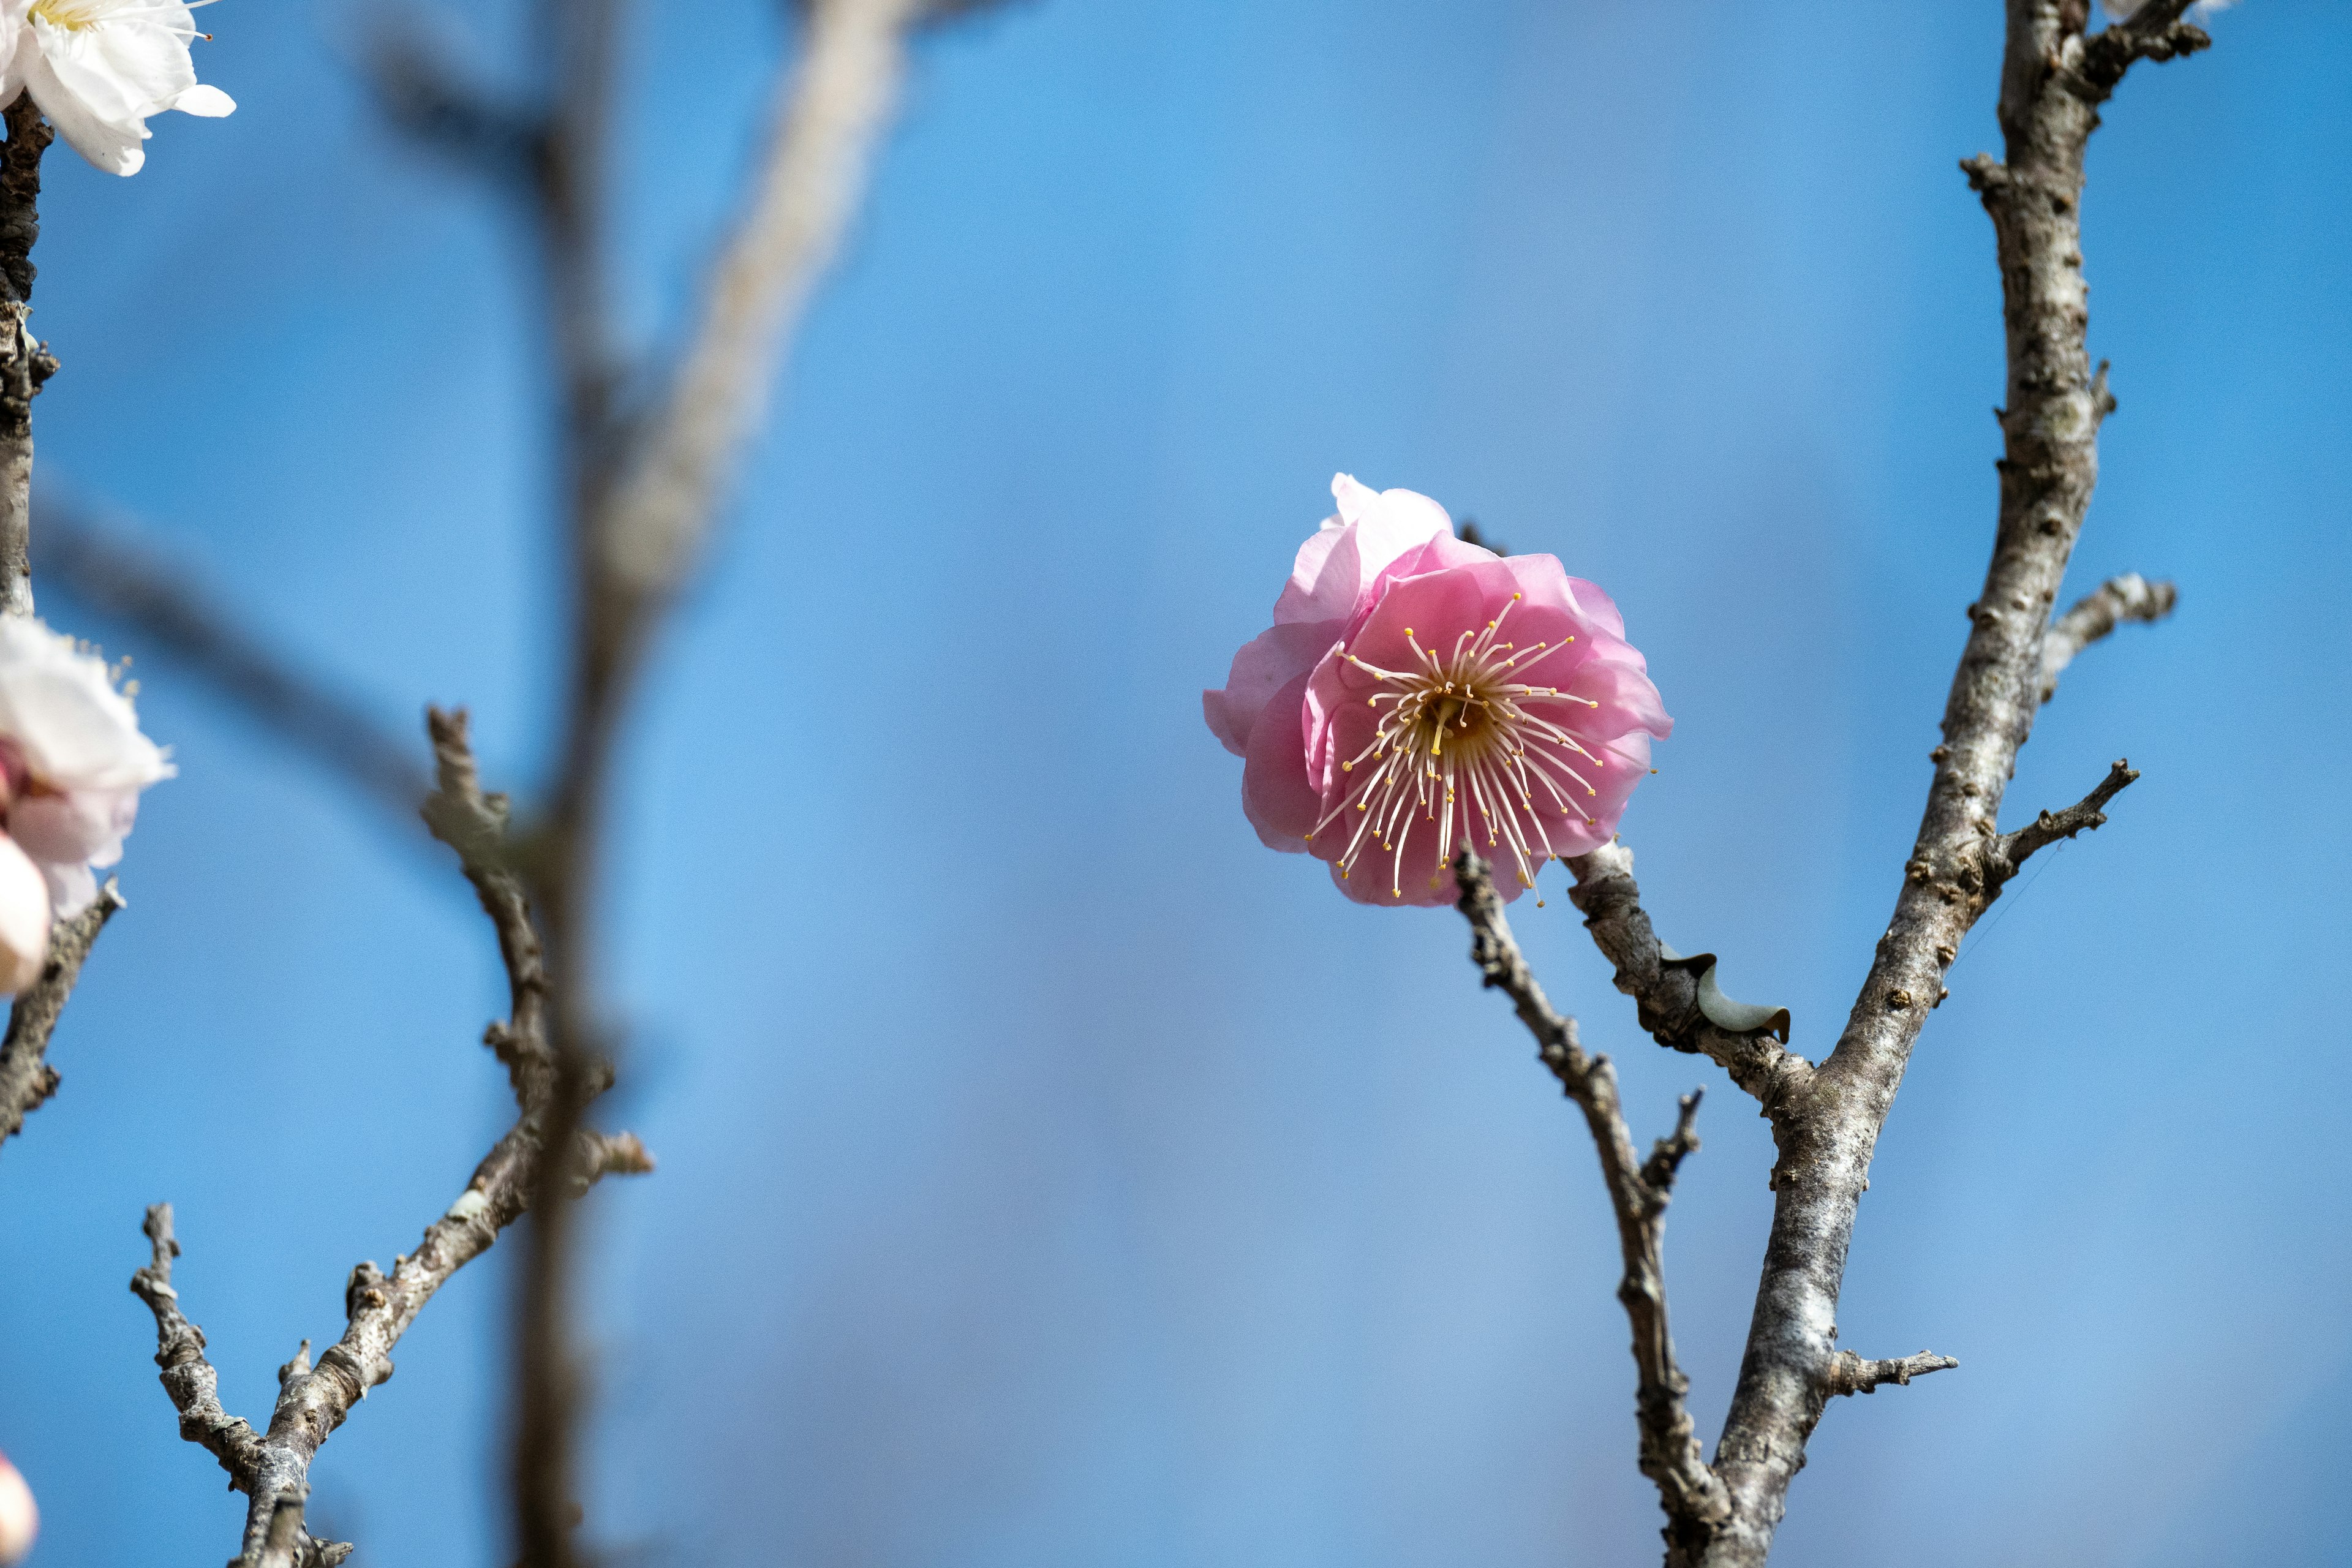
left=1239, top=671, right=1319, bottom=853
left=0, top=834, right=48, bottom=995
left=1204, top=619, right=1340, bottom=757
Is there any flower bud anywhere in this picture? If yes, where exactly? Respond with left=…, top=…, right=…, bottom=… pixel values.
left=0, top=1449, right=37, bottom=1566
left=0, top=835, right=47, bottom=996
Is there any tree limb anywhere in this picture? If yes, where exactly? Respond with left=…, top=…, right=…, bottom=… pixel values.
left=0, top=97, right=51, bottom=620
left=1682, top=8, right=2196, bottom=1562
left=2038, top=572, right=2176, bottom=703
left=0, top=884, right=121, bottom=1151
left=1454, top=851, right=1729, bottom=1551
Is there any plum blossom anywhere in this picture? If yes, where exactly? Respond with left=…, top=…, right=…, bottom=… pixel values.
left=0, top=0, right=235, bottom=176
left=0, top=1449, right=31, bottom=1567
left=1205, top=474, right=1671, bottom=908
left=0, top=617, right=170, bottom=989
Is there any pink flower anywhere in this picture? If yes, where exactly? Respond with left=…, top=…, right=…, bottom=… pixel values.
left=0, top=617, right=172, bottom=989
left=1205, top=473, right=1671, bottom=907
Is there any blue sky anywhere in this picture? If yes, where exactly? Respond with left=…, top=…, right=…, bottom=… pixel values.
left=0, top=1, right=2346, bottom=1564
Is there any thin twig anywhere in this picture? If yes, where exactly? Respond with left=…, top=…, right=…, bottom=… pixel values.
left=2038, top=573, right=2177, bottom=703
left=1991, top=758, right=2138, bottom=883
left=1824, top=1349, right=1960, bottom=1398
left=1453, top=850, right=1728, bottom=1548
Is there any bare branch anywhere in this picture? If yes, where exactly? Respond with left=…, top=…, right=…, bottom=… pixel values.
left=33, top=498, right=432, bottom=833
left=1564, top=842, right=1812, bottom=1110
left=135, top=715, right=647, bottom=1563
left=1825, top=1349, right=1960, bottom=1398
left=0, top=97, right=53, bottom=619
left=591, top=0, right=925, bottom=620
left=2079, top=1, right=2210, bottom=97
left=1673, top=4, right=2215, bottom=1559
left=1991, top=758, right=2138, bottom=883
left=1640, top=1090, right=1704, bottom=1196
left=1454, top=851, right=1730, bottom=1547
left=0, top=883, right=122, bottom=1150
left=2039, top=573, right=2177, bottom=703
left=249, top=1487, right=311, bottom=1568
left=128, top=1204, right=266, bottom=1487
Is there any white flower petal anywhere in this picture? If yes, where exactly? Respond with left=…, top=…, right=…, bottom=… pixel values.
left=0, top=832, right=49, bottom=995
left=23, top=44, right=141, bottom=175
left=169, top=81, right=230, bottom=116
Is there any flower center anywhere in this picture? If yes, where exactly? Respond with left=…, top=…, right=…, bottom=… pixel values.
left=31, top=0, right=205, bottom=33
left=1305, top=592, right=1607, bottom=901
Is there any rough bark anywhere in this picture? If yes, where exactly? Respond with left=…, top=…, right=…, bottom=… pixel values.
left=0, top=96, right=50, bottom=619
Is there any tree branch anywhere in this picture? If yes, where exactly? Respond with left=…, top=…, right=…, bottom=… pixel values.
left=1989, top=758, right=2138, bottom=886
left=1681, top=7, right=2207, bottom=1562
left=32, top=497, right=432, bottom=835
left=2038, top=572, right=2176, bottom=703
left=1824, top=1349, right=1960, bottom=1398
left=2079, top=1, right=2210, bottom=96
left=0, top=884, right=121, bottom=1150
left=0, top=97, right=51, bottom=620
left=1564, top=842, right=1811, bottom=1110
left=133, top=714, right=649, bottom=1564
left=1453, top=851, right=1729, bottom=1551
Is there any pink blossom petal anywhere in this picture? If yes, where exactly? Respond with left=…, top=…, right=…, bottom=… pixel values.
left=1204, top=619, right=1340, bottom=757
left=1239, top=671, right=1321, bottom=853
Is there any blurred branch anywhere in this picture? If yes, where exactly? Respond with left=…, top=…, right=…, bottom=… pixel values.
left=2038, top=572, right=2177, bottom=703
left=1452, top=851, right=1728, bottom=1548
left=513, top=2, right=929, bottom=1562
left=32, top=495, right=432, bottom=834
left=132, top=712, right=650, bottom=1565
left=0, top=884, right=121, bottom=1152
left=360, top=13, right=544, bottom=188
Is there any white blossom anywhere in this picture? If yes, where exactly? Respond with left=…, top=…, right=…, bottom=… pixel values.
left=0, top=1449, right=31, bottom=1567
left=0, top=0, right=233, bottom=177
left=0, top=619, right=170, bottom=959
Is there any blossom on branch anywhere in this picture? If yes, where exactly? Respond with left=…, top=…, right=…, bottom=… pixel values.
left=0, top=619, right=168, bottom=988
left=1205, top=473, right=1670, bottom=907
left=0, top=0, right=234, bottom=176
